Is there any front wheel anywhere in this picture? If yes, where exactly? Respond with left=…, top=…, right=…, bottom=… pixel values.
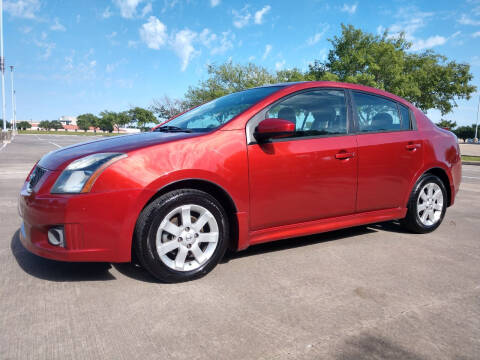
left=401, top=174, right=447, bottom=233
left=134, top=189, right=229, bottom=282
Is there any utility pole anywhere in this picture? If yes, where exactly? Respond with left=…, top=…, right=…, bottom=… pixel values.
left=0, top=0, right=5, bottom=132
left=10, top=65, right=15, bottom=132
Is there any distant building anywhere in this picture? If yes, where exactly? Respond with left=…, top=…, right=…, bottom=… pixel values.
left=59, top=116, right=77, bottom=126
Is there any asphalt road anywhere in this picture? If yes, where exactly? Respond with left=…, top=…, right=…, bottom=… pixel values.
left=1, top=134, right=479, bottom=360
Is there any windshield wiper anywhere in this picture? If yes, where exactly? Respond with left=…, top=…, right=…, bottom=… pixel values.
left=154, top=126, right=192, bottom=133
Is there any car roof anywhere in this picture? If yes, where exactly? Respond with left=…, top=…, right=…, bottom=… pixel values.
left=256, top=81, right=415, bottom=109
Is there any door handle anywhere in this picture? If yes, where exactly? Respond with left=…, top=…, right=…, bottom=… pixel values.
left=335, top=151, right=355, bottom=160
left=405, top=143, right=421, bottom=151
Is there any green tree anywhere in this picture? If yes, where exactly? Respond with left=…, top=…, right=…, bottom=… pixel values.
left=127, top=107, right=158, bottom=131
left=39, top=120, right=51, bottom=130
left=184, top=61, right=277, bottom=107
left=113, top=111, right=131, bottom=133
left=151, top=95, right=189, bottom=121
left=436, top=119, right=457, bottom=129
left=308, top=24, right=476, bottom=114
left=17, top=121, right=31, bottom=130
left=98, top=111, right=116, bottom=133
left=454, top=125, right=475, bottom=141
left=77, top=113, right=98, bottom=132
left=275, top=68, right=307, bottom=83
left=50, top=120, right=63, bottom=131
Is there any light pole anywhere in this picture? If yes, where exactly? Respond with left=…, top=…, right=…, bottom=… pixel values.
left=9, top=65, right=15, bottom=132
left=475, top=95, right=479, bottom=142
left=0, top=0, right=5, bottom=132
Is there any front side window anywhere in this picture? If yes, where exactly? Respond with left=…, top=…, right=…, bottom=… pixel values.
left=266, top=89, right=348, bottom=137
left=156, top=86, right=283, bottom=132
left=352, top=92, right=408, bottom=132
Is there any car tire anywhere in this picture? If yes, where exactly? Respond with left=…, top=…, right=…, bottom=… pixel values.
left=134, top=189, right=229, bottom=283
left=401, top=174, right=447, bottom=234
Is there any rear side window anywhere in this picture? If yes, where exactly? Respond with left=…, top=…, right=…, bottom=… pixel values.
left=398, top=104, right=412, bottom=130
left=352, top=92, right=407, bottom=132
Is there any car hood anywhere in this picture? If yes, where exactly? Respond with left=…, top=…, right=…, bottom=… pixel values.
left=38, top=132, right=199, bottom=170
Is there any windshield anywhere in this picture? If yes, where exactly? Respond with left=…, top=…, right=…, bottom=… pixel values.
left=156, top=86, right=283, bottom=132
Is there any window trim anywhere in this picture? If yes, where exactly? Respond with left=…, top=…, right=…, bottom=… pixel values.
left=349, top=89, right=417, bottom=135
left=246, top=87, right=352, bottom=145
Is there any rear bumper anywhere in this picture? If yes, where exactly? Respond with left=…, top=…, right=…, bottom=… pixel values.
left=18, top=184, right=142, bottom=262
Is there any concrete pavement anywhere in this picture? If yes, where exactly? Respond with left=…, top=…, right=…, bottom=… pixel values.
left=1, top=134, right=479, bottom=359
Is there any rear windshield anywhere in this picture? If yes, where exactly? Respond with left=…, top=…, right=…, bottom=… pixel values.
left=156, top=86, right=283, bottom=132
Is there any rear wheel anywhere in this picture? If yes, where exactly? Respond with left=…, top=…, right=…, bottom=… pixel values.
left=135, top=189, right=229, bottom=282
left=401, top=174, right=447, bottom=233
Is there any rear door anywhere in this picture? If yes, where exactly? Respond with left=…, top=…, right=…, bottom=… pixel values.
left=247, top=89, right=358, bottom=231
left=351, top=91, right=423, bottom=212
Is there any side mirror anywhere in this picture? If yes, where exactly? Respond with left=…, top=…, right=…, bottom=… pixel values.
left=254, top=118, right=295, bottom=142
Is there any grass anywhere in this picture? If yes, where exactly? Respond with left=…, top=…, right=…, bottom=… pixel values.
left=461, top=155, right=480, bottom=162
left=18, top=130, right=123, bottom=136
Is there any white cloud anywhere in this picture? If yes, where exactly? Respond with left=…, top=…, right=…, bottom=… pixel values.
left=141, top=3, right=152, bottom=17
left=128, top=40, right=138, bottom=48
left=306, top=26, right=329, bottom=46
left=458, top=14, right=480, bottom=26
left=210, top=0, right=220, bottom=7
left=106, top=59, right=127, bottom=73
left=254, top=5, right=271, bottom=24
left=385, top=7, right=448, bottom=51
left=233, top=7, right=251, bottom=28
left=140, top=16, right=168, bottom=49
left=473, top=31, right=480, bottom=38
left=50, top=18, right=66, bottom=32
left=140, top=18, right=235, bottom=70
left=275, top=60, right=286, bottom=71
left=262, top=44, right=272, bottom=60
left=114, top=0, right=150, bottom=18
left=102, top=7, right=113, bottom=18
left=106, top=31, right=119, bottom=45
left=341, top=3, right=357, bottom=14
left=34, top=37, right=56, bottom=60
left=211, top=31, right=235, bottom=54
left=233, top=5, right=270, bottom=28
left=410, top=35, right=447, bottom=51
left=199, top=29, right=217, bottom=47
left=4, top=0, right=40, bottom=19
left=171, top=29, right=199, bottom=71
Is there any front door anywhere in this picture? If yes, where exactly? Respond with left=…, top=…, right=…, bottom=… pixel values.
left=247, top=89, right=358, bottom=231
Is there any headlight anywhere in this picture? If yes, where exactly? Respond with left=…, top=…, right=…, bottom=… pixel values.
left=51, top=153, right=127, bottom=194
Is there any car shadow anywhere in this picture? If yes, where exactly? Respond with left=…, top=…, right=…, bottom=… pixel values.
left=222, top=225, right=380, bottom=263
left=11, top=221, right=411, bottom=283
left=334, top=333, right=425, bottom=360
left=11, top=230, right=116, bottom=282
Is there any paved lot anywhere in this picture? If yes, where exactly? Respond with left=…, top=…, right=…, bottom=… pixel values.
left=1, top=134, right=479, bottom=360
left=460, top=143, right=480, bottom=156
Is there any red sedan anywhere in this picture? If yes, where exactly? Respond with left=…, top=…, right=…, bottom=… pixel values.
left=18, top=81, right=461, bottom=282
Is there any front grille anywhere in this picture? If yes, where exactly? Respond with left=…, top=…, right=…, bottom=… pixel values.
left=28, top=166, right=47, bottom=190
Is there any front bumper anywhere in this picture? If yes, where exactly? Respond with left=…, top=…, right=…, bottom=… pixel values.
left=18, top=182, right=142, bottom=263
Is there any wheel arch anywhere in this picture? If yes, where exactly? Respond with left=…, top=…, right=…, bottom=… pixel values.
left=409, top=167, right=452, bottom=207
left=138, top=178, right=239, bottom=252
left=423, top=167, right=452, bottom=206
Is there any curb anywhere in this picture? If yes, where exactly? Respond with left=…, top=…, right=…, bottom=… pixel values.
left=462, top=161, right=480, bottom=166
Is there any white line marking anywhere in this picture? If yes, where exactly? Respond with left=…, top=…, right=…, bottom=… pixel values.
left=48, top=141, right=62, bottom=148
left=0, top=142, right=7, bottom=152
left=462, top=176, right=480, bottom=180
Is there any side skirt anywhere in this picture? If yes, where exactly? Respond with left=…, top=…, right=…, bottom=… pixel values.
left=249, top=207, right=407, bottom=245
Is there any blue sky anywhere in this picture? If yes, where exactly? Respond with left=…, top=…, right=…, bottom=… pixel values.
left=4, top=0, right=480, bottom=125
